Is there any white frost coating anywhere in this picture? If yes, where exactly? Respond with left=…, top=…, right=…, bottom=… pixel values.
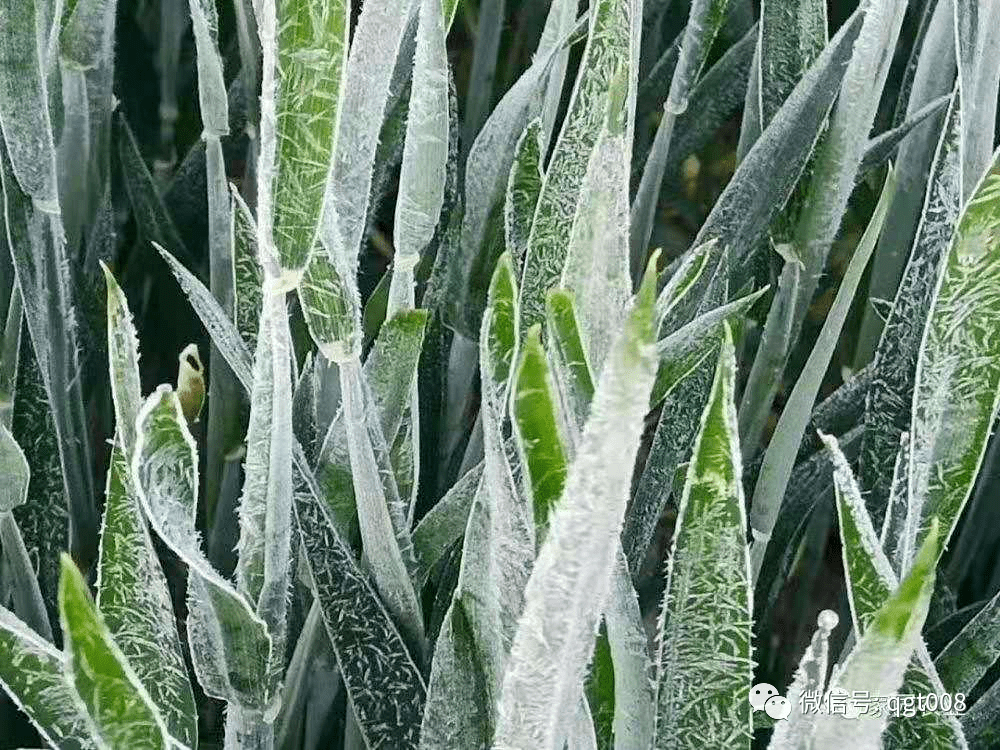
left=254, top=0, right=280, bottom=279
left=235, top=290, right=295, bottom=688
left=561, top=131, right=631, bottom=375
left=332, top=0, right=418, bottom=266
left=880, top=431, right=910, bottom=572
left=0, top=604, right=98, bottom=749
left=954, top=0, right=1000, bottom=199
left=187, top=0, right=229, bottom=137
left=0, top=0, right=60, bottom=210
left=457, top=269, right=535, bottom=701
left=566, top=696, right=598, bottom=750
left=605, top=549, right=654, bottom=749
left=536, top=0, right=578, bottom=149
left=823, top=433, right=968, bottom=749
left=749, top=169, right=897, bottom=581
left=655, top=239, right=715, bottom=331
left=132, top=386, right=272, bottom=710
left=494, top=276, right=657, bottom=749
left=339, top=357, right=425, bottom=649
left=456, top=5, right=580, bottom=317
left=0, top=424, right=29, bottom=512
left=392, top=0, right=449, bottom=270
left=789, top=0, right=906, bottom=334
left=766, top=610, right=838, bottom=750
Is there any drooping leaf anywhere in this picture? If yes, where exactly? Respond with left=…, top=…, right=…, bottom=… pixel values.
left=132, top=386, right=272, bottom=711
left=653, top=326, right=752, bottom=750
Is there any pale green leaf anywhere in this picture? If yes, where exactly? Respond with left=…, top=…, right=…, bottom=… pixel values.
left=59, top=554, right=170, bottom=750
left=0, top=605, right=96, bottom=749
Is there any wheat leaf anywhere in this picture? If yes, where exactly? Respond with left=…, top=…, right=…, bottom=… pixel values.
left=132, top=386, right=272, bottom=711
left=494, top=260, right=657, bottom=749
left=0, top=604, right=97, bottom=749
left=257, top=0, right=350, bottom=281
left=906, top=149, right=1000, bottom=568
left=59, top=554, right=171, bottom=750
left=653, top=326, right=752, bottom=749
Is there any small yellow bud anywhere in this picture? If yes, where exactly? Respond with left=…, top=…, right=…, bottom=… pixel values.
left=176, top=344, right=205, bottom=425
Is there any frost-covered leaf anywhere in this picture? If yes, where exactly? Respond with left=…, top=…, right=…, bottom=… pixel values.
left=544, top=289, right=595, bottom=442
left=132, top=386, right=272, bottom=710
left=652, top=286, right=767, bottom=406
left=295, top=476, right=426, bottom=749
left=854, top=0, right=957, bottom=364
left=653, top=326, right=752, bottom=750
left=59, top=555, right=170, bottom=749
left=604, top=550, right=654, bottom=749
left=231, top=186, right=263, bottom=351
left=98, top=265, right=197, bottom=747
left=0, top=605, right=96, bottom=749
left=505, top=119, right=543, bottom=274
left=623, top=349, right=715, bottom=575
left=331, top=0, right=418, bottom=267
left=436, top=255, right=534, bottom=737
left=297, top=235, right=363, bottom=362
left=519, top=0, right=638, bottom=332
left=117, top=116, right=190, bottom=266
left=0, top=423, right=28, bottom=513
left=955, top=0, right=1000, bottom=199
left=233, top=290, right=295, bottom=687
left=339, top=357, right=425, bottom=649
left=0, top=0, right=59, bottom=208
left=442, top=1, right=578, bottom=337
left=393, top=0, right=449, bottom=267
left=158, top=244, right=254, bottom=385
left=812, top=515, right=942, bottom=749
left=631, top=0, right=732, bottom=259
left=824, top=434, right=967, bottom=749
left=749, top=168, right=896, bottom=579
left=494, top=260, right=657, bottom=749
left=186, top=0, right=228, bottom=136
left=412, top=462, right=483, bottom=588
left=906, top=150, right=1000, bottom=567
left=96, top=444, right=198, bottom=749
left=512, top=326, right=568, bottom=536
left=858, top=94, right=951, bottom=178
left=783, top=0, right=907, bottom=371
left=682, top=10, right=862, bottom=284
left=2, top=124, right=96, bottom=574
left=936, top=586, right=1000, bottom=696
left=101, top=264, right=142, bottom=454
left=257, top=0, right=349, bottom=280
left=562, top=119, right=631, bottom=373
left=766, top=610, right=839, bottom=749
left=757, top=0, right=826, bottom=128
left=860, top=88, right=962, bottom=530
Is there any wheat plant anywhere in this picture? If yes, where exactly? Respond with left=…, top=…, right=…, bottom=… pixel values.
left=0, top=0, right=999, bottom=748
